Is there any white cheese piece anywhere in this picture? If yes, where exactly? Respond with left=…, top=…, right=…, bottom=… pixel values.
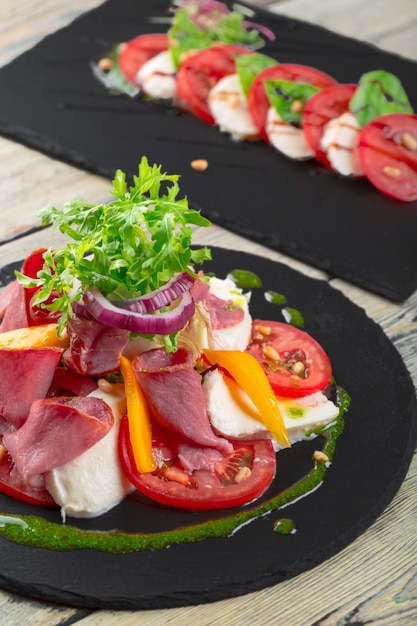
left=136, top=50, right=177, bottom=101
left=266, top=107, right=314, bottom=160
left=178, top=276, right=252, bottom=356
left=208, top=74, right=260, bottom=141
left=320, top=111, right=364, bottom=176
left=203, top=368, right=339, bottom=444
left=206, top=276, right=252, bottom=351
left=45, top=383, right=134, bottom=519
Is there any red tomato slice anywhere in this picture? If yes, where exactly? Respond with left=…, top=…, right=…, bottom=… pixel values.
left=21, top=249, right=61, bottom=326
left=248, top=64, right=338, bottom=142
left=246, top=320, right=332, bottom=398
left=119, top=416, right=276, bottom=511
left=358, top=113, right=417, bottom=202
left=176, top=44, right=252, bottom=124
left=303, top=84, right=358, bottom=169
left=118, top=33, right=169, bottom=87
left=0, top=441, right=57, bottom=508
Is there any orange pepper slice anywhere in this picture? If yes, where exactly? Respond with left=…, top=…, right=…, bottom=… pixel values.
left=119, top=355, right=156, bottom=473
left=0, top=323, right=69, bottom=349
left=203, top=349, right=291, bottom=449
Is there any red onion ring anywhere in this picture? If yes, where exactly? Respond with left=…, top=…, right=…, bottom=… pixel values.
left=84, top=287, right=195, bottom=334
left=115, top=272, right=195, bottom=313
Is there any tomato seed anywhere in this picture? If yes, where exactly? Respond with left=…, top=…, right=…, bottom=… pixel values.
left=402, top=132, right=417, bottom=152
left=383, top=165, right=401, bottom=178
left=290, top=100, right=303, bottom=114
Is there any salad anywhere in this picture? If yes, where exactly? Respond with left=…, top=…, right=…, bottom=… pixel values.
left=0, top=157, right=342, bottom=520
left=93, top=0, right=417, bottom=202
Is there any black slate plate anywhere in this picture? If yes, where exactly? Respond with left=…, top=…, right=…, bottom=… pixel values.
left=0, top=247, right=416, bottom=610
left=0, top=1, right=416, bottom=301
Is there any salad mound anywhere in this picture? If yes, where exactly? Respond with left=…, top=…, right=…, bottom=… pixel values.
left=0, top=159, right=340, bottom=519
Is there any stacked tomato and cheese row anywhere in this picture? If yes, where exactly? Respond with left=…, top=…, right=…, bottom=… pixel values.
left=95, top=2, right=416, bottom=203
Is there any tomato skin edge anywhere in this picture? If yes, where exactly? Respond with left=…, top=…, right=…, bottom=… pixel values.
left=246, top=320, right=333, bottom=399
left=118, top=416, right=276, bottom=511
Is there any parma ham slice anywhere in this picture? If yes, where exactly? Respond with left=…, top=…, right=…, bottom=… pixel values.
left=63, top=313, right=130, bottom=376
left=3, top=395, right=114, bottom=488
left=132, top=348, right=233, bottom=455
left=0, top=346, right=63, bottom=428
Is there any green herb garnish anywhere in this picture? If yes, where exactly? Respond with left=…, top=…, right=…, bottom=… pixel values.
left=349, top=69, right=413, bottom=127
left=235, top=53, right=277, bottom=96
left=168, top=1, right=267, bottom=67
left=16, top=157, right=212, bottom=334
left=265, top=79, right=320, bottom=126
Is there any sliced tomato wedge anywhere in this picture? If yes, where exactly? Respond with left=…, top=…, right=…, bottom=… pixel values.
left=176, top=43, right=252, bottom=124
left=118, top=33, right=169, bottom=87
left=248, top=64, right=338, bottom=141
left=119, top=416, right=276, bottom=511
left=0, top=440, right=57, bottom=508
left=246, top=320, right=332, bottom=398
left=21, top=249, right=61, bottom=326
left=358, top=113, right=417, bottom=202
left=302, top=83, right=358, bottom=169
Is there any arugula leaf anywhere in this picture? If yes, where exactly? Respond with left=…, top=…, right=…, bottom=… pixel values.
left=235, top=53, right=277, bottom=96
left=168, top=1, right=265, bottom=67
left=349, top=70, right=413, bottom=127
left=265, top=79, right=319, bottom=126
left=16, top=157, right=212, bottom=333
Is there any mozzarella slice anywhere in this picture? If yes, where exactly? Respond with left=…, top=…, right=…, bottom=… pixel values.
left=320, top=111, right=364, bottom=176
left=45, top=382, right=134, bottom=519
left=266, top=107, right=314, bottom=160
left=208, top=276, right=252, bottom=351
left=136, top=50, right=177, bottom=101
left=203, top=368, right=339, bottom=444
left=208, top=74, right=260, bottom=141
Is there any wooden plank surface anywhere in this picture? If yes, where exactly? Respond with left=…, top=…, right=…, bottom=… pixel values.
left=0, top=1, right=416, bottom=624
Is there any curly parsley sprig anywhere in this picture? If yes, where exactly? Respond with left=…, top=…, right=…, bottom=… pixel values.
left=16, top=157, right=212, bottom=334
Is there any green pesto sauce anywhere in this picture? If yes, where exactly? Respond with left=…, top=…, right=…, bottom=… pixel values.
left=273, top=518, right=297, bottom=535
left=230, top=269, right=262, bottom=289
left=286, top=406, right=306, bottom=419
left=0, top=388, right=350, bottom=554
left=265, top=290, right=287, bottom=306
left=282, top=307, right=305, bottom=328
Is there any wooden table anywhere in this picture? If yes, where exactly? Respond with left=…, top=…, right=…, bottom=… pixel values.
left=0, top=1, right=416, bottom=624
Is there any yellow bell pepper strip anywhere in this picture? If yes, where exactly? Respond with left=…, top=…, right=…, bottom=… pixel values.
left=202, top=349, right=291, bottom=449
left=0, top=323, right=69, bottom=349
left=119, top=355, right=157, bottom=473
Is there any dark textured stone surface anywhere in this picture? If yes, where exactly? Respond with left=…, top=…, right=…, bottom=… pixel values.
left=0, top=0, right=416, bottom=300
left=0, top=248, right=415, bottom=609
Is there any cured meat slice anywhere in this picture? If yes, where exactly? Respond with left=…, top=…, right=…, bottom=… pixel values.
left=3, top=395, right=114, bottom=488
left=0, top=346, right=63, bottom=428
left=0, top=281, right=29, bottom=332
left=191, top=279, right=244, bottom=329
left=132, top=348, right=233, bottom=455
left=63, top=313, right=130, bottom=376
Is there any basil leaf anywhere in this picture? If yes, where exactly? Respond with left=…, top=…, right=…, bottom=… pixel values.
left=236, top=53, right=277, bottom=95
left=91, top=45, right=139, bottom=98
left=349, top=70, right=413, bottom=127
left=265, top=80, right=319, bottom=125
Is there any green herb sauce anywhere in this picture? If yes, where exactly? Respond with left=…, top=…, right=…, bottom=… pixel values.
left=0, top=388, right=350, bottom=554
left=229, top=270, right=262, bottom=289
left=273, top=518, right=297, bottom=535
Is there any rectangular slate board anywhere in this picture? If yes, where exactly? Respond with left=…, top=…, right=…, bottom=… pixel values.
left=0, top=0, right=416, bottom=301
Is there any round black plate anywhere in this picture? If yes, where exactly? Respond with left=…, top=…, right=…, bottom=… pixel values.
left=0, top=248, right=416, bottom=609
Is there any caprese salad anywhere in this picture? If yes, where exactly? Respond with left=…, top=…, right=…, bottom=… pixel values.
left=0, top=158, right=342, bottom=519
left=93, top=0, right=417, bottom=202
